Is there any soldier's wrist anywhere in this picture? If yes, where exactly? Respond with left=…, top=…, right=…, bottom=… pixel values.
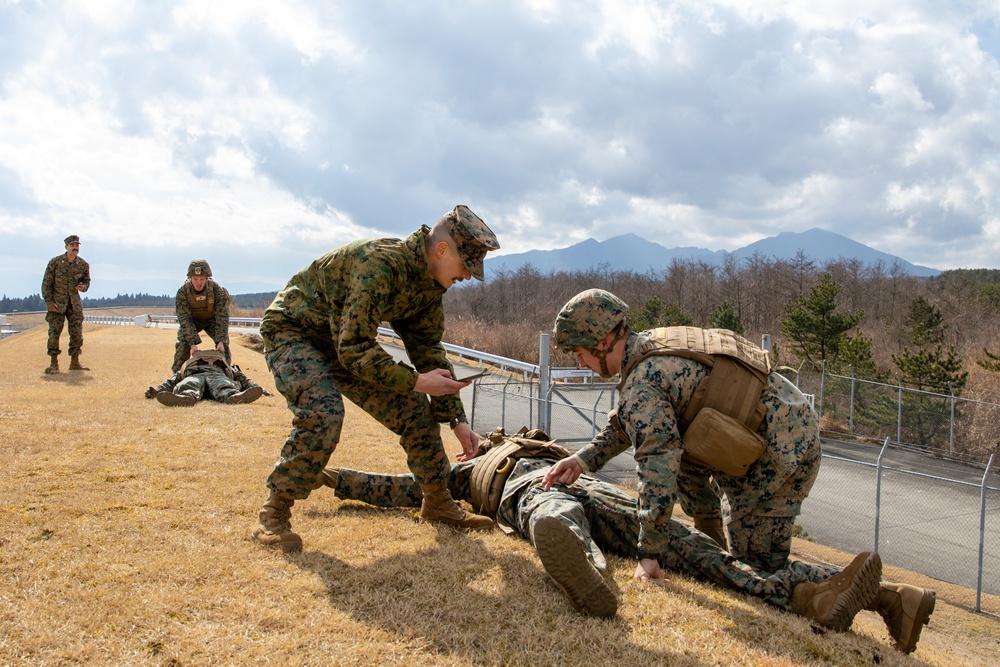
left=449, top=416, right=468, bottom=429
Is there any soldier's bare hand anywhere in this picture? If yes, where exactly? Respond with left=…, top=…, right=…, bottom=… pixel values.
left=413, top=368, right=465, bottom=397
left=542, top=457, right=582, bottom=490
left=634, top=559, right=668, bottom=587
left=215, top=341, right=225, bottom=352
left=452, top=422, right=480, bottom=461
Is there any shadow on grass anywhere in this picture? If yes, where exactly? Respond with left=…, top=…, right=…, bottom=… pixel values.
left=285, top=508, right=693, bottom=666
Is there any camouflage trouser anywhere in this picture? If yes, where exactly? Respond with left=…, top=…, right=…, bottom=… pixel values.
left=46, top=307, right=84, bottom=356
left=172, top=319, right=231, bottom=372
left=172, top=373, right=240, bottom=402
left=332, top=464, right=838, bottom=610
left=264, top=339, right=451, bottom=500
left=714, top=373, right=823, bottom=572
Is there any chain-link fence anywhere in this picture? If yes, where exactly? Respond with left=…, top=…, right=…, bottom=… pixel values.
left=465, top=346, right=1000, bottom=615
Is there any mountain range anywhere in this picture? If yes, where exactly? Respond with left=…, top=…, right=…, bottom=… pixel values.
left=485, top=227, right=940, bottom=278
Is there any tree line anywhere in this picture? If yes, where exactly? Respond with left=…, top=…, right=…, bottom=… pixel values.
left=444, top=255, right=1000, bottom=398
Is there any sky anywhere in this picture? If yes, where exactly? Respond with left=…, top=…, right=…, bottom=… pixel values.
left=3, top=1, right=1000, bottom=299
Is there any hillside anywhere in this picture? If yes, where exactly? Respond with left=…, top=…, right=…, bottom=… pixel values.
left=1, top=323, right=997, bottom=666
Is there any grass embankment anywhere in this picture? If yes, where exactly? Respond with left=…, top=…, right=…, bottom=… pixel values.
left=1, top=323, right=997, bottom=666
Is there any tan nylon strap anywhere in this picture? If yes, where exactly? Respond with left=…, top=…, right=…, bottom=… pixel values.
left=621, top=327, right=770, bottom=433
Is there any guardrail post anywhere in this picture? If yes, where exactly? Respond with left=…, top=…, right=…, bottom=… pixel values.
left=539, top=333, right=551, bottom=434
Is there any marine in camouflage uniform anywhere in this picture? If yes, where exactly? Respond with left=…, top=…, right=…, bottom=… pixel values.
left=547, top=289, right=820, bottom=577
left=251, top=205, right=501, bottom=552
left=319, top=442, right=889, bottom=633
left=41, top=234, right=91, bottom=373
left=173, top=259, right=231, bottom=372
left=323, top=433, right=936, bottom=652
left=145, top=350, right=266, bottom=406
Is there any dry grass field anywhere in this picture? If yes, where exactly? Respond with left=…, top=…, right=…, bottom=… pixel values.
left=1, top=319, right=999, bottom=666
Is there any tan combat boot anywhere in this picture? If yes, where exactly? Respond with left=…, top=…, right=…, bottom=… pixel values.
left=419, top=481, right=493, bottom=530
left=225, top=386, right=264, bottom=404
left=532, top=516, right=618, bottom=618
left=69, top=354, right=89, bottom=371
left=312, top=468, right=339, bottom=490
left=156, top=392, right=197, bottom=407
left=251, top=491, right=303, bottom=552
left=790, top=551, right=882, bottom=631
left=866, top=582, right=936, bottom=654
left=44, top=355, right=59, bottom=374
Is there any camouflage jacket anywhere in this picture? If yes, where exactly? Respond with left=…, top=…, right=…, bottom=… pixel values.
left=260, top=227, right=464, bottom=424
left=175, top=279, right=230, bottom=346
left=41, top=254, right=90, bottom=312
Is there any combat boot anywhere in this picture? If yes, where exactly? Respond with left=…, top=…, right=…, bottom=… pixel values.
left=69, top=354, right=89, bottom=371
left=790, top=551, right=882, bottom=631
left=251, top=491, right=303, bottom=552
left=419, top=481, right=493, bottom=530
left=225, top=386, right=264, bottom=404
left=311, top=468, right=339, bottom=491
left=44, top=355, right=59, bottom=374
left=866, top=582, right=935, bottom=654
left=532, top=516, right=618, bottom=618
left=156, top=392, right=197, bottom=407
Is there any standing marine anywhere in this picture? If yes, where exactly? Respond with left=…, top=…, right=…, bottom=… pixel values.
left=251, top=205, right=501, bottom=552
left=173, top=259, right=231, bottom=372
left=42, top=234, right=91, bottom=374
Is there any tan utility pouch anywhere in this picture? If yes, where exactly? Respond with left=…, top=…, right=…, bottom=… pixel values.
left=682, top=407, right=766, bottom=477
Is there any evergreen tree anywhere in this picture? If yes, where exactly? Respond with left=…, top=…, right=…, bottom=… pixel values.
left=780, top=274, right=863, bottom=367
left=707, top=300, right=744, bottom=334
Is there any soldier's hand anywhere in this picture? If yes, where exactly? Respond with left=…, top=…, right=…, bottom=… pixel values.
left=542, top=457, right=583, bottom=490
left=144, top=387, right=157, bottom=399
left=452, top=422, right=481, bottom=461
left=634, top=559, right=668, bottom=587
left=215, top=341, right=225, bottom=352
left=413, top=368, right=465, bottom=397
left=190, top=344, right=198, bottom=354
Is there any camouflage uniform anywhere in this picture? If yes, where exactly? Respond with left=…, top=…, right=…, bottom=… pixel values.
left=41, top=246, right=90, bottom=357
left=150, top=351, right=264, bottom=403
left=173, top=277, right=231, bottom=372
left=260, top=224, right=485, bottom=499
left=330, top=456, right=837, bottom=610
left=577, top=329, right=821, bottom=573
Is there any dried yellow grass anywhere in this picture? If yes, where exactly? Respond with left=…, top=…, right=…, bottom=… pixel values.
left=1, top=323, right=997, bottom=666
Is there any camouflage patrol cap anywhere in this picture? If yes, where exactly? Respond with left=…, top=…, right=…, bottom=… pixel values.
left=553, top=289, right=630, bottom=351
left=64, top=235, right=80, bottom=245
left=187, top=259, right=212, bottom=277
left=442, top=205, right=500, bottom=281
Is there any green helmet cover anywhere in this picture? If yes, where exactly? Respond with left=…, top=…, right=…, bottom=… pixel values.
left=553, top=289, right=629, bottom=351
left=187, top=259, right=213, bottom=277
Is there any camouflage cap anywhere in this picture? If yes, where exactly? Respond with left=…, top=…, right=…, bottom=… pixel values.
left=187, top=259, right=213, bottom=277
left=443, top=205, right=500, bottom=281
left=552, top=289, right=629, bottom=351
left=64, top=235, right=80, bottom=245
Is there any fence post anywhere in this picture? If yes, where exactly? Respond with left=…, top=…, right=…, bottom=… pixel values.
left=976, top=452, right=996, bottom=613
left=874, top=437, right=890, bottom=554
left=539, top=333, right=552, bottom=434
left=896, top=375, right=902, bottom=446
left=949, top=383, right=955, bottom=458
left=849, top=366, right=855, bottom=436
left=818, top=360, right=826, bottom=419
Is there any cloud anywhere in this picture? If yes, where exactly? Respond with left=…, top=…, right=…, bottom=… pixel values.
left=3, top=0, right=1000, bottom=299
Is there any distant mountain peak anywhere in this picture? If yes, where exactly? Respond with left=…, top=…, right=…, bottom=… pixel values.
left=487, top=228, right=940, bottom=278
